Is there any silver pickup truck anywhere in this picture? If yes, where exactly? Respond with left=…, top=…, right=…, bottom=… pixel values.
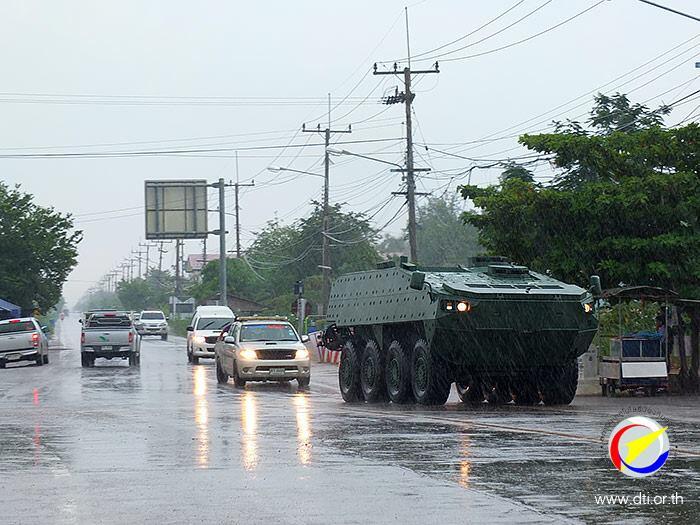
left=0, top=317, right=49, bottom=368
left=80, top=311, right=140, bottom=367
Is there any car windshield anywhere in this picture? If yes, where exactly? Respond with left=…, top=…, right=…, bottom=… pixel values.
left=240, top=323, right=298, bottom=342
left=196, top=317, right=232, bottom=331
left=141, top=312, right=165, bottom=320
left=0, top=321, right=35, bottom=334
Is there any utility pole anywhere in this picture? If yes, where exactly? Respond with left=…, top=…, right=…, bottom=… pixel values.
left=209, top=178, right=233, bottom=307
left=233, top=152, right=255, bottom=259
left=174, top=240, right=182, bottom=296
left=157, top=242, right=167, bottom=273
left=132, top=249, right=143, bottom=279
left=302, top=94, right=351, bottom=316
left=139, top=242, right=154, bottom=277
left=374, top=7, right=439, bottom=262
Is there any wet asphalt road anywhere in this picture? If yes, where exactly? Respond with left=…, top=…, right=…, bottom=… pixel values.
left=1, top=318, right=698, bottom=525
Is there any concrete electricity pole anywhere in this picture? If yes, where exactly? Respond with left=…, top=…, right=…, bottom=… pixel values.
left=233, top=153, right=255, bottom=259
left=374, top=8, right=439, bottom=262
left=303, top=94, right=351, bottom=315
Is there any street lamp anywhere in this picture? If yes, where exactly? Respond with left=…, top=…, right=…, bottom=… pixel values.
left=267, top=166, right=323, bottom=177
left=326, top=147, right=403, bottom=169
left=268, top=165, right=331, bottom=318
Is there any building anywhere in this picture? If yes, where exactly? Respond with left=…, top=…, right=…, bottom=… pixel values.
left=184, top=254, right=219, bottom=276
left=203, top=293, right=266, bottom=316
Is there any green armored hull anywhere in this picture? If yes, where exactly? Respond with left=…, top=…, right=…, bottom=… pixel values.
left=326, top=258, right=598, bottom=406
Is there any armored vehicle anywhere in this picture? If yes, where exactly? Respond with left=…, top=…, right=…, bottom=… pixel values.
left=324, top=257, right=598, bottom=406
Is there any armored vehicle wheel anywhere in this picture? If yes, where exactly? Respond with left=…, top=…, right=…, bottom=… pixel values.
left=512, top=374, right=540, bottom=405
left=412, top=340, right=450, bottom=405
left=216, top=358, right=229, bottom=384
left=456, top=378, right=484, bottom=404
left=540, top=361, right=578, bottom=405
left=339, top=341, right=362, bottom=402
left=385, top=340, right=412, bottom=404
left=486, top=378, right=512, bottom=405
left=360, top=340, right=386, bottom=402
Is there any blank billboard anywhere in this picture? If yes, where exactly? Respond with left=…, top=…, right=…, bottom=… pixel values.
left=145, top=180, right=208, bottom=239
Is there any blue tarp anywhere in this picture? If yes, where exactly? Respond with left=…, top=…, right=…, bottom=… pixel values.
left=0, top=298, right=21, bottom=318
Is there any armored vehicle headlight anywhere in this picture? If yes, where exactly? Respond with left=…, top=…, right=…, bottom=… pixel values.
left=240, top=349, right=257, bottom=360
left=583, top=303, right=594, bottom=314
left=445, top=302, right=453, bottom=311
left=457, top=301, right=471, bottom=313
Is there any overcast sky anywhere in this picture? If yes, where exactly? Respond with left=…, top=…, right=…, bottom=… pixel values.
left=1, top=0, right=698, bottom=306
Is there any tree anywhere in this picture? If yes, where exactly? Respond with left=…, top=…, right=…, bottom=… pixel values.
left=414, top=196, right=482, bottom=266
left=0, top=182, right=82, bottom=312
left=194, top=202, right=380, bottom=315
left=460, top=94, right=700, bottom=298
left=116, top=270, right=175, bottom=311
left=499, top=163, right=535, bottom=184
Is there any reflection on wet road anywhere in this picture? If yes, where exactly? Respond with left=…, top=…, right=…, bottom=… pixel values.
left=0, top=318, right=698, bottom=524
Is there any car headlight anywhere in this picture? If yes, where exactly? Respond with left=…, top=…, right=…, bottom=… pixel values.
left=295, top=348, right=309, bottom=360
left=193, top=335, right=206, bottom=344
left=240, top=349, right=257, bottom=360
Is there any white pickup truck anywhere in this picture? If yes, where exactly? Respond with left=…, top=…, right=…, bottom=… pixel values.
left=80, top=311, right=140, bottom=367
left=0, top=317, right=49, bottom=368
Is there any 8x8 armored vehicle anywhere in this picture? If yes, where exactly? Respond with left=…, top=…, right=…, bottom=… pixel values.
left=325, top=257, right=598, bottom=406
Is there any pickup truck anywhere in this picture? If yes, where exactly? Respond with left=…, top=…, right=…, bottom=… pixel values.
left=0, top=317, right=49, bottom=368
left=80, top=311, right=140, bottom=367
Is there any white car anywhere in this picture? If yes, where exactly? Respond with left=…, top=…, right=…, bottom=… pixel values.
left=186, top=305, right=235, bottom=364
left=0, top=317, right=50, bottom=368
left=214, top=317, right=311, bottom=388
left=135, top=310, right=169, bottom=340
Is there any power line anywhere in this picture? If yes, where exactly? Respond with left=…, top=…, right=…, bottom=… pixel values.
left=636, top=0, right=700, bottom=23
left=0, top=137, right=403, bottom=159
left=439, top=0, right=608, bottom=63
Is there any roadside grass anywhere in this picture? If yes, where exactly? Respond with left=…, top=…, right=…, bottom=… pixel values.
left=169, top=318, right=189, bottom=338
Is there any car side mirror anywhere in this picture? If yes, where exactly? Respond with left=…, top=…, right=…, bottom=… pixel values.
left=410, top=271, right=425, bottom=290
left=78, top=319, right=83, bottom=324
left=186, top=326, right=194, bottom=332
left=224, top=336, right=235, bottom=344
left=300, top=334, right=310, bottom=343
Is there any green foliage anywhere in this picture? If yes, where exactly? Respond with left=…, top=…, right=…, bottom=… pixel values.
left=415, top=196, right=482, bottom=265
left=461, top=94, right=700, bottom=297
left=0, top=183, right=82, bottom=312
left=500, top=163, right=535, bottom=184
left=116, top=270, right=175, bottom=311
left=74, top=290, right=123, bottom=312
left=195, top=203, right=380, bottom=316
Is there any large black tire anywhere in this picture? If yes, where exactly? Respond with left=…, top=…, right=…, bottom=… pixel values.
left=456, top=376, right=484, bottom=405
left=232, top=363, right=246, bottom=388
left=512, top=373, right=540, bottom=405
left=128, top=353, right=138, bottom=367
left=216, top=358, right=229, bottom=384
left=161, top=334, right=168, bottom=341
left=35, top=353, right=43, bottom=366
left=43, top=353, right=49, bottom=365
left=486, top=377, right=512, bottom=405
left=385, top=340, right=413, bottom=404
left=411, top=340, right=450, bottom=405
left=338, top=341, right=362, bottom=403
left=297, top=376, right=310, bottom=389
left=191, top=355, right=199, bottom=365
left=187, top=345, right=193, bottom=363
left=360, top=340, right=386, bottom=402
left=540, top=360, right=578, bottom=405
